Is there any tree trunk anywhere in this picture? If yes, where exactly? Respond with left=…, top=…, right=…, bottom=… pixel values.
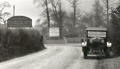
left=45, top=0, right=50, bottom=38
left=73, top=0, right=76, bottom=28
left=59, top=0, right=63, bottom=39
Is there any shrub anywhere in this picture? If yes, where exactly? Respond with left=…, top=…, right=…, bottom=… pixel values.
left=0, top=29, right=45, bottom=62
left=110, top=5, right=120, bottom=55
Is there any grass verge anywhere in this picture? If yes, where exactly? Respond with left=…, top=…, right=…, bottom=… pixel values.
left=95, top=54, right=120, bottom=69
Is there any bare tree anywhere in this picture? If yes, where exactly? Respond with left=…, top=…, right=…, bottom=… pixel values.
left=102, top=0, right=117, bottom=27
left=34, top=0, right=50, bottom=27
left=68, top=0, right=80, bottom=29
left=0, top=2, right=10, bottom=24
left=50, top=0, right=65, bottom=39
left=103, top=0, right=109, bottom=25
left=92, top=0, right=105, bottom=27
left=43, top=0, right=50, bottom=28
left=34, top=0, right=51, bottom=38
left=80, top=12, right=94, bottom=27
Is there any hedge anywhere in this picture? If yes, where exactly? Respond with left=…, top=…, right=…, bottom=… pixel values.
left=0, top=29, right=45, bottom=62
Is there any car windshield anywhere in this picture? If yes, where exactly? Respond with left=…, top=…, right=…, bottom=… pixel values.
left=88, top=31, right=106, bottom=37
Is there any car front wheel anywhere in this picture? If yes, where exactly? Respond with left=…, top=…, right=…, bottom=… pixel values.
left=105, top=48, right=110, bottom=58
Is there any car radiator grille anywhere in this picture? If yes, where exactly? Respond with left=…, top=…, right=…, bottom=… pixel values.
left=88, top=42, right=105, bottom=49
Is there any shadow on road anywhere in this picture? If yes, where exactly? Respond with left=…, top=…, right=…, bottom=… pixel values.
left=84, top=53, right=120, bottom=60
left=84, top=56, right=106, bottom=60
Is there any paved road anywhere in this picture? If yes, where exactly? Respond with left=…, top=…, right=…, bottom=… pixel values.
left=0, top=44, right=97, bottom=69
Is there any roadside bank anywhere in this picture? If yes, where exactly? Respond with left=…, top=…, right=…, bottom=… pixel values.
left=95, top=54, right=120, bottom=69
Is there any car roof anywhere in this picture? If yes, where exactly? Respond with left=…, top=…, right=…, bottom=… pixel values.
left=86, top=27, right=107, bottom=31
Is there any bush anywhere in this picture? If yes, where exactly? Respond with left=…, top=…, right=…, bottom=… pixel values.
left=0, top=29, right=45, bottom=62
left=110, top=5, right=120, bottom=55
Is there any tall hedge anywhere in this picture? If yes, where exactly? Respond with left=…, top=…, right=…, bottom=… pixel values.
left=110, top=5, right=120, bottom=54
left=0, top=29, right=45, bottom=61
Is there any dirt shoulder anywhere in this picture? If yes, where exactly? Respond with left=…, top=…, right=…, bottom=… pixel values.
left=96, top=55, right=120, bottom=69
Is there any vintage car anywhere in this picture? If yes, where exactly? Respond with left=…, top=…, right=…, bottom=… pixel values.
left=82, top=27, right=112, bottom=58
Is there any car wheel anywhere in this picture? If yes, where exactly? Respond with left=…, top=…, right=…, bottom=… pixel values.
left=105, top=48, right=110, bottom=58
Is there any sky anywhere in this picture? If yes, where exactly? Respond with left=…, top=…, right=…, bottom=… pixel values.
left=0, top=0, right=118, bottom=26
left=0, top=0, right=40, bottom=25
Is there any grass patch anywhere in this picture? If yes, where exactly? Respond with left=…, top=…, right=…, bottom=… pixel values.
left=96, top=56, right=120, bottom=69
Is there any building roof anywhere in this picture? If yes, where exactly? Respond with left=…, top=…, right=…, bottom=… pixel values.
left=86, top=27, right=107, bottom=31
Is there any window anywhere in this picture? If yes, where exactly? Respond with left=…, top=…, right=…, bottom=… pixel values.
left=88, top=31, right=106, bottom=37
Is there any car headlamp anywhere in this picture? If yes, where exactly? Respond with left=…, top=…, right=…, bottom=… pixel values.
left=101, top=39, right=104, bottom=43
left=107, top=42, right=112, bottom=47
left=89, top=39, right=93, bottom=43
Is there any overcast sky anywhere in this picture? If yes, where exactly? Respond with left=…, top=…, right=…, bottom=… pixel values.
left=0, top=0, right=118, bottom=26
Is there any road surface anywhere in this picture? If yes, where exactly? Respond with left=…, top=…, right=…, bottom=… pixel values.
left=0, top=44, right=98, bottom=69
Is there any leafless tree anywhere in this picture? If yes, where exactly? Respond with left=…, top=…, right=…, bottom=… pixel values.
left=68, top=0, right=80, bottom=29
left=102, top=0, right=117, bottom=27
left=103, top=0, right=109, bottom=25
left=43, top=0, right=50, bottom=28
left=34, top=0, right=50, bottom=28
left=92, top=0, right=105, bottom=27
left=0, top=2, right=10, bottom=24
left=50, top=0, right=65, bottom=39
